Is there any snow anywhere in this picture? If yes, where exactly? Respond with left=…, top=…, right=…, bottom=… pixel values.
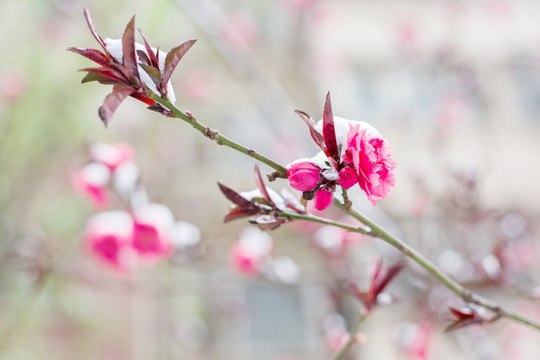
left=104, top=38, right=177, bottom=104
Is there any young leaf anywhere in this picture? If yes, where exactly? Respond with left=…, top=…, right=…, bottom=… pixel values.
left=322, top=92, right=339, bottom=160
left=162, top=39, right=197, bottom=89
left=218, top=183, right=254, bottom=208
left=294, top=110, right=325, bottom=151
left=98, top=85, right=136, bottom=127
left=83, top=8, right=108, bottom=53
left=79, top=67, right=125, bottom=84
left=249, top=215, right=286, bottom=231
left=373, top=261, right=406, bottom=297
left=137, top=49, right=151, bottom=66
left=253, top=164, right=274, bottom=207
left=224, top=207, right=259, bottom=223
left=67, top=47, right=110, bottom=67
left=139, top=63, right=162, bottom=89
left=138, top=28, right=159, bottom=68
left=122, top=15, right=140, bottom=84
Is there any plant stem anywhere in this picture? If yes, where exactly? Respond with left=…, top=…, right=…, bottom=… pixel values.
left=153, top=94, right=540, bottom=332
left=329, top=312, right=369, bottom=360
left=149, top=94, right=287, bottom=178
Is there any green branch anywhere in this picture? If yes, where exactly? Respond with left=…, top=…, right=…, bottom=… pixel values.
left=152, top=94, right=540, bottom=332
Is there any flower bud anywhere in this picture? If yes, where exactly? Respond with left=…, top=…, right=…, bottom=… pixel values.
left=287, top=161, right=321, bottom=191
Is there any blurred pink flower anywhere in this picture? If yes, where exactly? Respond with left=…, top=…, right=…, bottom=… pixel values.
left=180, top=69, right=217, bottom=103
left=230, top=228, right=273, bottom=275
left=221, top=11, right=258, bottom=48
left=343, top=123, right=396, bottom=205
left=84, top=211, right=136, bottom=272
left=72, top=162, right=111, bottom=209
left=0, top=67, right=28, bottom=102
left=279, top=0, right=317, bottom=12
left=287, top=161, right=321, bottom=191
left=131, top=203, right=175, bottom=263
left=90, top=143, right=134, bottom=171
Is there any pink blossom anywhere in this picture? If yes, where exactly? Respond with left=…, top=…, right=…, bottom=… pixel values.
left=313, top=188, right=333, bottom=211
left=131, top=204, right=175, bottom=263
left=90, top=143, right=134, bottom=172
left=343, top=124, right=396, bottom=205
left=230, top=228, right=273, bottom=275
left=72, top=162, right=111, bottom=209
left=84, top=211, right=136, bottom=273
left=287, top=161, right=321, bottom=191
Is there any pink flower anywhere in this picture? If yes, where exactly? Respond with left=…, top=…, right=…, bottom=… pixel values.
left=287, top=161, right=321, bottom=191
left=230, top=228, right=273, bottom=275
left=72, top=162, right=111, bottom=209
left=313, top=188, right=333, bottom=211
left=131, top=204, right=175, bottom=263
left=90, top=143, right=134, bottom=172
left=343, top=124, right=396, bottom=205
left=84, top=211, right=136, bottom=273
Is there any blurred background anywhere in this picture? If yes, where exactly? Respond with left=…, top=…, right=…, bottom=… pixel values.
left=2, top=0, right=540, bottom=359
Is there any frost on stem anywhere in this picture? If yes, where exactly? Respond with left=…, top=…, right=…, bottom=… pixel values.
left=68, top=8, right=196, bottom=126
left=287, top=92, right=396, bottom=210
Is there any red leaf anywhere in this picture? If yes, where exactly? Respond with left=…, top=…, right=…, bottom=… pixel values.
left=224, top=207, right=259, bottom=223
left=137, top=49, right=151, bottom=66
left=138, top=28, right=160, bottom=69
left=294, top=110, right=326, bottom=152
left=122, top=15, right=139, bottom=84
left=83, top=8, right=108, bottom=53
left=449, top=307, right=476, bottom=320
left=131, top=92, right=156, bottom=106
left=218, top=183, right=254, bottom=208
left=68, top=47, right=110, bottom=67
left=98, top=85, right=136, bottom=127
left=79, top=67, right=125, bottom=84
left=322, top=92, right=339, bottom=160
left=162, top=39, right=196, bottom=90
left=253, top=164, right=274, bottom=207
left=373, top=261, right=406, bottom=297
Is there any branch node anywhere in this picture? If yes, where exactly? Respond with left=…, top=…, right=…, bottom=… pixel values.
left=204, top=127, right=218, bottom=140
left=247, top=149, right=255, bottom=156
left=267, top=171, right=285, bottom=182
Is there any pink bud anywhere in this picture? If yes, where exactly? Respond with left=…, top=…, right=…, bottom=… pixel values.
left=287, top=162, right=321, bottom=191
left=230, top=228, right=273, bottom=275
left=338, top=167, right=357, bottom=189
left=313, top=188, right=333, bottom=211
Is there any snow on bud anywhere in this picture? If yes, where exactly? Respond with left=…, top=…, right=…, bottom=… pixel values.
left=287, top=161, right=321, bottom=191
left=84, top=211, right=136, bottom=272
left=131, top=203, right=175, bottom=262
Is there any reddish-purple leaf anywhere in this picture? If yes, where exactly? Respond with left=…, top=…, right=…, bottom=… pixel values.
left=139, top=63, right=162, bottom=89
left=83, top=8, right=108, bottom=53
left=137, top=49, right=151, bottom=66
left=109, top=63, right=133, bottom=83
left=162, top=39, right=196, bottom=90
left=444, top=318, right=481, bottom=333
left=253, top=164, right=274, bottom=207
left=295, top=110, right=326, bottom=151
left=224, top=207, right=259, bottom=223
left=122, top=15, right=139, bottom=84
left=218, top=183, right=254, bottom=208
left=373, top=261, right=406, bottom=297
left=79, top=67, right=125, bottom=84
left=67, top=47, right=110, bottom=67
left=449, top=307, right=476, bottom=320
left=322, top=92, right=339, bottom=160
left=131, top=92, right=156, bottom=106
left=137, top=28, right=159, bottom=69
left=98, top=85, right=136, bottom=127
